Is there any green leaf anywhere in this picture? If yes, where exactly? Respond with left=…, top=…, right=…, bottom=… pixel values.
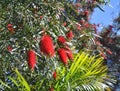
left=14, top=68, right=30, bottom=91
left=0, top=80, right=11, bottom=89
left=7, top=76, right=19, bottom=87
left=55, top=51, right=110, bottom=90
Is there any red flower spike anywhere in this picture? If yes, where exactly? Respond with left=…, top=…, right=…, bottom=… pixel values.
left=77, top=24, right=81, bottom=30
left=94, top=39, right=101, bottom=46
left=39, top=15, right=43, bottom=19
left=40, top=35, right=55, bottom=57
left=53, top=71, right=57, bottom=80
left=84, top=23, right=89, bottom=28
left=7, top=23, right=15, bottom=34
left=84, top=10, right=89, bottom=17
left=62, top=22, right=67, bottom=27
left=66, top=31, right=74, bottom=40
left=7, top=45, right=13, bottom=52
left=65, top=49, right=74, bottom=60
left=7, top=24, right=13, bottom=27
left=58, top=48, right=68, bottom=65
left=57, top=36, right=66, bottom=44
left=100, top=52, right=107, bottom=59
left=27, top=50, right=36, bottom=71
left=106, top=49, right=112, bottom=54
left=79, top=20, right=84, bottom=25
left=49, top=87, right=54, bottom=91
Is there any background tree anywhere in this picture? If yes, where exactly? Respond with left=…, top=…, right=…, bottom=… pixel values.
left=96, top=11, right=120, bottom=90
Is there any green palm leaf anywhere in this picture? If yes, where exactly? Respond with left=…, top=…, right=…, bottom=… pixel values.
left=0, top=80, right=11, bottom=89
left=8, top=68, right=30, bottom=91
left=55, top=51, right=111, bottom=91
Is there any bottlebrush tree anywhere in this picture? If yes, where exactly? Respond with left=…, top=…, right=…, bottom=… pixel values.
left=96, top=12, right=120, bottom=89
left=0, top=0, right=113, bottom=91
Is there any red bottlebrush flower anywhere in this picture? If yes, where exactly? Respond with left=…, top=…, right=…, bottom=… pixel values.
left=84, top=10, right=89, bottom=17
left=57, top=36, right=66, bottom=44
left=83, top=10, right=89, bottom=21
left=66, top=31, right=74, bottom=40
left=96, top=41, right=101, bottom=46
left=39, top=15, right=43, bottom=19
left=77, top=24, right=81, bottom=30
left=58, top=48, right=68, bottom=65
left=53, top=71, right=57, bottom=80
left=7, top=23, right=15, bottom=34
left=84, top=23, right=89, bottom=28
left=94, top=39, right=101, bottom=46
left=106, top=49, right=112, bottom=54
left=79, top=20, right=84, bottom=25
left=7, top=45, right=13, bottom=52
left=49, top=87, right=54, bottom=91
left=100, top=52, right=107, bottom=59
left=65, top=49, right=74, bottom=60
left=62, top=22, right=67, bottom=27
left=7, top=23, right=12, bottom=27
left=40, top=35, right=55, bottom=57
left=27, top=50, right=36, bottom=71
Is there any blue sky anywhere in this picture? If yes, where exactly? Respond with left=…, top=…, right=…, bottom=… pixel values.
left=90, top=0, right=120, bottom=26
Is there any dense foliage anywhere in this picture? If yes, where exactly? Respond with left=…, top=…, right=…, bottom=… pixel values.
left=98, top=12, right=120, bottom=89
left=0, top=0, right=113, bottom=91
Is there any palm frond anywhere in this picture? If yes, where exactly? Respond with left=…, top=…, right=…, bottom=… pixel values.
left=0, top=80, right=11, bottom=90
left=8, top=68, right=30, bottom=91
left=55, top=51, right=111, bottom=91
